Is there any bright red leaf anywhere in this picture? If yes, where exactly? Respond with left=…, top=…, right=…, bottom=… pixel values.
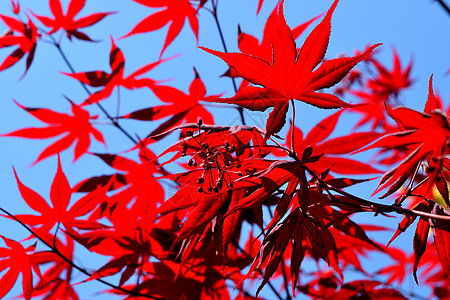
left=413, top=215, right=430, bottom=283
left=30, top=235, right=77, bottom=300
left=356, top=76, right=450, bottom=199
left=1, top=100, right=105, bottom=164
left=0, top=237, right=35, bottom=300
left=367, top=47, right=413, bottom=98
left=237, top=5, right=322, bottom=70
left=30, top=0, right=113, bottom=41
left=122, top=68, right=220, bottom=142
left=0, top=15, right=38, bottom=75
left=201, top=0, right=380, bottom=140
left=74, top=151, right=165, bottom=219
left=13, top=156, right=111, bottom=236
left=286, top=111, right=382, bottom=175
left=122, top=0, right=199, bottom=57
left=63, top=38, right=169, bottom=106
left=430, top=203, right=450, bottom=281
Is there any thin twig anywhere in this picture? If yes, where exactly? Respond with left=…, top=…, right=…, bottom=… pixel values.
left=210, top=0, right=246, bottom=125
left=284, top=151, right=450, bottom=222
left=435, top=0, right=450, bottom=16
left=49, top=36, right=138, bottom=145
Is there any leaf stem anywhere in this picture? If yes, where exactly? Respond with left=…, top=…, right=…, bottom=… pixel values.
left=290, top=99, right=297, bottom=158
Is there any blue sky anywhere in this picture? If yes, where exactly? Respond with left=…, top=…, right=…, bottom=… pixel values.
left=0, top=0, right=449, bottom=298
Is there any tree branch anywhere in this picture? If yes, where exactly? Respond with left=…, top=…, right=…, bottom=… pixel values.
left=49, top=36, right=139, bottom=145
left=210, top=0, right=246, bottom=125
left=0, top=206, right=165, bottom=300
left=435, top=0, right=450, bottom=16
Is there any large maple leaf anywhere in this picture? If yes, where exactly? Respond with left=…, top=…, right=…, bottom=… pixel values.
left=1, top=100, right=105, bottom=164
left=122, top=0, right=199, bottom=57
left=63, top=38, right=169, bottom=106
left=201, top=0, right=380, bottom=140
left=0, top=15, right=39, bottom=74
left=30, top=0, right=114, bottom=41
left=13, top=156, right=111, bottom=237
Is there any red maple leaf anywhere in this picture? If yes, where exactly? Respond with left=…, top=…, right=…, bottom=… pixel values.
left=367, top=47, right=413, bottom=98
left=63, top=38, right=169, bottom=106
left=122, top=0, right=199, bottom=57
left=74, top=150, right=165, bottom=219
left=350, top=89, right=391, bottom=130
left=201, top=0, right=380, bottom=141
left=286, top=111, right=382, bottom=175
left=0, top=237, right=35, bottom=300
left=1, top=100, right=105, bottom=164
left=30, top=0, right=113, bottom=41
left=237, top=5, right=322, bottom=69
left=31, top=235, right=78, bottom=300
left=68, top=204, right=166, bottom=287
left=430, top=204, right=450, bottom=282
left=357, top=76, right=450, bottom=200
left=376, top=247, right=412, bottom=286
left=122, top=68, right=220, bottom=142
left=13, top=156, right=111, bottom=236
left=0, top=15, right=39, bottom=74
left=349, top=48, right=413, bottom=130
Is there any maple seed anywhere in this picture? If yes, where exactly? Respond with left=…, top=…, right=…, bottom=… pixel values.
left=197, top=177, right=204, bottom=184
left=197, top=187, right=203, bottom=193
left=198, top=119, right=203, bottom=126
left=201, top=143, right=209, bottom=149
left=188, top=159, right=194, bottom=167
left=186, top=130, right=193, bottom=136
left=213, top=187, right=219, bottom=193
left=207, top=186, right=213, bottom=192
